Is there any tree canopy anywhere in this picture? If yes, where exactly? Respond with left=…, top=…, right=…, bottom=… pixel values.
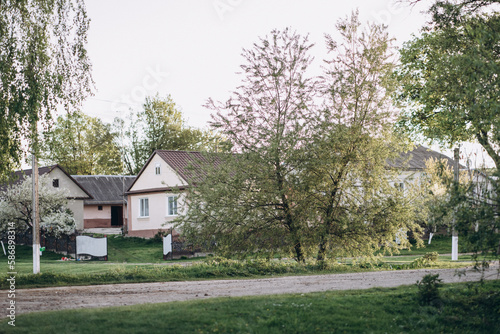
left=305, top=13, right=421, bottom=261
left=0, top=0, right=93, bottom=179
left=396, top=1, right=500, bottom=170
left=120, top=95, right=225, bottom=175
left=396, top=0, right=500, bottom=261
left=177, top=14, right=424, bottom=262
left=41, top=110, right=123, bottom=175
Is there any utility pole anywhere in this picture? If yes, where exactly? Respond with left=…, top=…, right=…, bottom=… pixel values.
left=451, top=146, right=460, bottom=261
left=32, top=152, right=41, bottom=274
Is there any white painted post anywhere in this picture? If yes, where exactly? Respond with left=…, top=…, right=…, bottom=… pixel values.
left=163, top=234, right=172, bottom=260
left=452, top=235, right=459, bottom=261
left=32, top=153, right=40, bottom=274
left=451, top=147, right=459, bottom=261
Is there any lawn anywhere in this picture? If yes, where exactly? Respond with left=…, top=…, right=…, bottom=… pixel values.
left=106, top=235, right=164, bottom=263
left=378, top=234, right=466, bottom=256
left=2, top=280, right=499, bottom=333
left=0, top=235, right=482, bottom=289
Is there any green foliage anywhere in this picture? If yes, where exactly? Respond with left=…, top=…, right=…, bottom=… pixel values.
left=396, top=7, right=500, bottom=164
left=411, top=252, right=440, bottom=269
left=417, top=273, right=443, bottom=305
left=3, top=280, right=499, bottom=333
left=41, top=111, right=122, bottom=175
left=422, top=251, right=439, bottom=263
left=0, top=0, right=93, bottom=179
left=305, top=12, right=423, bottom=262
left=397, top=0, right=500, bottom=264
left=178, top=13, right=424, bottom=264
left=183, top=27, right=316, bottom=262
left=118, top=95, right=225, bottom=175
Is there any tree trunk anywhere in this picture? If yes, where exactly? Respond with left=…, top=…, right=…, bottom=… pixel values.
left=317, top=236, right=328, bottom=261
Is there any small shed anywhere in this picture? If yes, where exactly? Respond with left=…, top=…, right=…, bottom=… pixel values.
left=73, top=175, right=135, bottom=230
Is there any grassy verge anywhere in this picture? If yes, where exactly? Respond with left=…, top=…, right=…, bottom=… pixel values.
left=2, top=280, right=499, bottom=333
left=0, top=236, right=481, bottom=289
left=0, top=253, right=472, bottom=289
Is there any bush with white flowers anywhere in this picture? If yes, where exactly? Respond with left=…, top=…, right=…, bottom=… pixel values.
left=0, top=174, right=76, bottom=236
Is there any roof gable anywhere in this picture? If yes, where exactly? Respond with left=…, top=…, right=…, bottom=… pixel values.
left=155, top=150, right=224, bottom=184
left=388, top=145, right=465, bottom=170
left=1, top=165, right=93, bottom=199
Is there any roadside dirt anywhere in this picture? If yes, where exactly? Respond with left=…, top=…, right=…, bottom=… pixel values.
left=4, top=265, right=499, bottom=315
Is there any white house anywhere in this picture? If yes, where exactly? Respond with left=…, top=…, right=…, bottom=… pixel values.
left=125, top=150, right=214, bottom=238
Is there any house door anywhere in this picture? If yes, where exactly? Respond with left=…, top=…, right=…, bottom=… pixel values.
left=111, top=206, right=123, bottom=226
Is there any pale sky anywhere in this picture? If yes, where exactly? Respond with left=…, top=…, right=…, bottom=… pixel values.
left=79, top=0, right=494, bottom=168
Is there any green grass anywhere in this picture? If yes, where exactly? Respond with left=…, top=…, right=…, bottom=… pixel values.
left=106, top=235, right=164, bottom=263
left=0, top=251, right=471, bottom=289
left=379, top=235, right=466, bottom=256
left=2, top=280, right=499, bottom=333
left=0, top=235, right=480, bottom=289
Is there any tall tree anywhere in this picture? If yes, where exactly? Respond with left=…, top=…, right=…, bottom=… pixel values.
left=304, top=12, right=422, bottom=261
left=396, top=3, right=500, bottom=171
left=396, top=1, right=500, bottom=259
left=121, top=95, right=225, bottom=175
left=178, top=28, right=316, bottom=261
left=0, top=0, right=93, bottom=179
left=178, top=18, right=425, bottom=262
left=42, top=111, right=123, bottom=175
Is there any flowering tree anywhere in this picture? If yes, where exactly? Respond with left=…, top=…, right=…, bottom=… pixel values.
left=0, top=175, right=75, bottom=237
left=177, top=14, right=425, bottom=262
left=179, top=28, right=316, bottom=261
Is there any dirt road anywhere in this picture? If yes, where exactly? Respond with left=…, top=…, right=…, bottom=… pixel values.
left=4, top=266, right=499, bottom=315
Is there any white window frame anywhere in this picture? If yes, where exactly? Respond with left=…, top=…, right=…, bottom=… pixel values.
left=167, top=195, right=178, bottom=216
left=139, top=198, right=149, bottom=217
left=155, top=163, right=161, bottom=175
left=394, top=182, right=405, bottom=191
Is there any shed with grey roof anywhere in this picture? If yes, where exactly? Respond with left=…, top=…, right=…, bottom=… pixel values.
left=73, top=175, right=136, bottom=230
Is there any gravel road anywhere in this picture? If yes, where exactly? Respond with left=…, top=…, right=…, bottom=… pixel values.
left=3, top=265, right=499, bottom=315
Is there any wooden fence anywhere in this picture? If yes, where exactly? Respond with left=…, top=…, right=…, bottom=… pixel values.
left=13, top=230, right=77, bottom=257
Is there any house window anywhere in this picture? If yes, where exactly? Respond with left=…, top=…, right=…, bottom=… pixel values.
left=139, top=198, right=149, bottom=217
left=395, top=182, right=405, bottom=191
left=155, top=163, right=161, bottom=175
left=52, top=179, right=59, bottom=188
left=98, top=206, right=103, bottom=211
left=167, top=196, right=178, bottom=216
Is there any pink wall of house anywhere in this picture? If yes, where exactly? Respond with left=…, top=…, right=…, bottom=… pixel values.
left=127, top=152, right=187, bottom=238
left=83, top=204, right=125, bottom=229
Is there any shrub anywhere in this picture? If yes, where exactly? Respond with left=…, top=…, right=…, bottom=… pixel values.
left=416, top=273, right=442, bottom=305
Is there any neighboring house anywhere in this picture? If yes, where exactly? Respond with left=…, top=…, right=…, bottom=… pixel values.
left=125, top=150, right=221, bottom=238
left=72, top=175, right=135, bottom=231
left=387, top=145, right=465, bottom=189
left=2, top=165, right=93, bottom=230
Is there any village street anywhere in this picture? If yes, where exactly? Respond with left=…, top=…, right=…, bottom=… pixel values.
left=6, top=265, right=499, bottom=315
